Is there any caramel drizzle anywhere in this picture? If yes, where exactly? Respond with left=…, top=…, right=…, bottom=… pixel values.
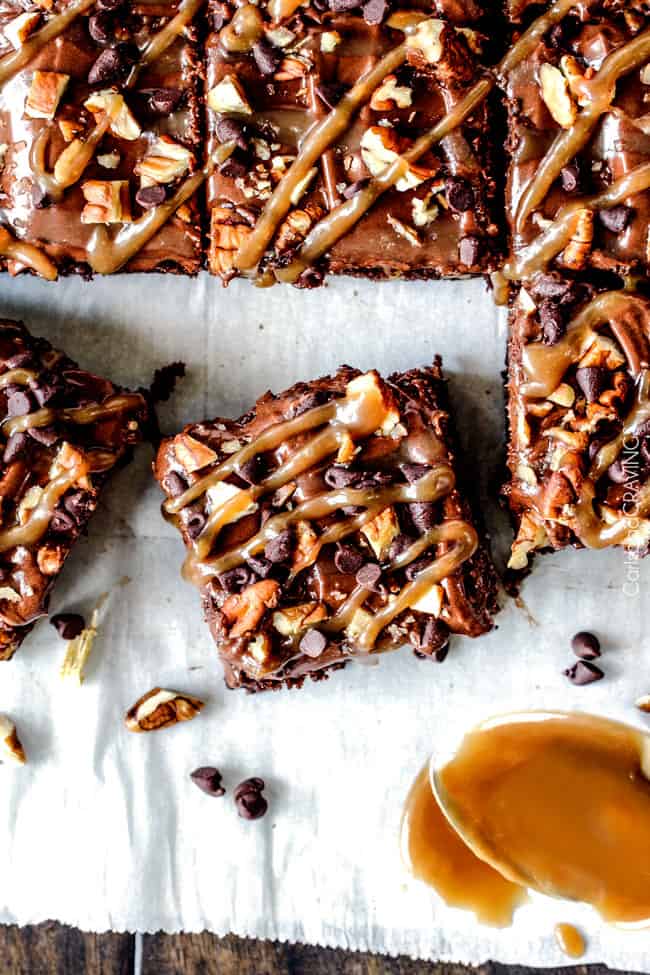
left=589, top=370, right=650, bottom=480
left=0, top=448, right=116, bottom=553
left=504, top=162, right=650, bottom=280
left=219, top=3, right=263, bottom=53
left=0, top=368, right=37, bottom=389
left=0, top=225, right=57, bottom=281
left=128, top=0, right=207, bottom=82
left=513, top=28, right=650, bottom=235
left=86, top=141, right=234, bottom=273
left=0, top=0, right=96, bottom=87
left=2, top=392, right=144, bottom=437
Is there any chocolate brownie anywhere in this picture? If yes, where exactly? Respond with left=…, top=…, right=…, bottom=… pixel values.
left=503, top=276, right=650, bottom=569
left=0, top=0, right=204, bottom=277
left=205, top=1, right=500, bottom=284
left=154, top=362, right=498, bottom=691
left=0, top=319, right=147, bottom=659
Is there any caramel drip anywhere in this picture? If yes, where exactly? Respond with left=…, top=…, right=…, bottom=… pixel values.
left=0, top=0, right=96, bottom=87
left=513, top=29, right=650, bottom=235
left=2, top=392, right=144, bottom=437
left=496, top=0, right=576, bottom=78
left=521, top=292, right=650, bottom=397
left=86, top=142, right=234, bottom=272
left=504, top=162, right=650, bottom=280
left=0, top=368, right=38, bottom=389
left=0, top=226, right=57, bottom=281
left=218, top=3, right=264, bottom=53
left=0, top=448, right=115, bottom=553
left=275, top=76, right=494, bottom=283
left=31, top=111, right=115, bottom=203
left=130, top=0, right=207, bottom=78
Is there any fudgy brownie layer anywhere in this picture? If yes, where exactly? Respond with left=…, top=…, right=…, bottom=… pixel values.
left=0, top=319, right=147, bottom=659
left=155, top=362, right=498, bottom=691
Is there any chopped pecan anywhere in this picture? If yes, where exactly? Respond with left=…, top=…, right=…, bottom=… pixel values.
left=24, top=71, right=69, bottom=120
left=370, top=74, right=412, bottom=111
left=136, top=136, right=194, bottom=187
left=3, top=10, right=41, bottom=49
left=125, top=687, right=204, bottom=732
left=209, top=206, right=252, bottom=279
left=560, top=208, right=593, bottom=270
left=221, top=579, right=280, bottom=637
left=207, top=73, right=252, bottom=115
left=85, top=90, right=141, bottom=141
left=81, top=180, right=131, bottom=224
left=174, top=433, right=218, bottom=473
left=274, top=56, right=309, bottom=80
left=292, top=520, right=320, bottom=572
left=272, top=601, right=328, bottom=636
left=361, top=505, right=400, bottom=559
left=406, top=21, right=475, bottom=86
left=539, top=62, right=577, bottom=128
left=0, top=714, right=26, bottom=765
left=37, top=543, right=65, bottom=575
left=275, top=201, right=324, bottom=255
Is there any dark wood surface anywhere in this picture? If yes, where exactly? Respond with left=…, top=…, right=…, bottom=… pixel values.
left=0, top=925, right=644, bottom=975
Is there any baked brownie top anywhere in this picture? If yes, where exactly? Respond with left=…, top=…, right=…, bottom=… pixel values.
left=503, top=0, right=650, bottom=281
left=0, top=319, right=147, bottom=659
left=0, top=0, right=204, bottom=276
left=155, top=364, right=497, bottom=690
left=504, top=275, right=650, bottom=567
left=205, top=2, right=500, bottom=284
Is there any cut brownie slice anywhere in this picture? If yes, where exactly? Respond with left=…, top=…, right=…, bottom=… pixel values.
left=205, top=2, right=499, bottom=284
left=503, top=276, right=650, bottom=569
left=502, top=0, right=650, bottom=281
left=155, top=362, right=498, bottom=691
left=0, top=318, right=147, bottom=659
left=0, top=0, right=204, bottom=277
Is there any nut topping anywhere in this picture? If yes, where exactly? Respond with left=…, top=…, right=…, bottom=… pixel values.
left=125, top=687, right=204, bottom=732
left=81, top=180, right=131, bottom=224
left=174, top=434, right=218, bottom=472
left=24, top=71, right=69, bottom=120
left=370, top=74, right=412, bottom=111
left=0, top=715, right=26, bottom=765
left=539, top=62, right=577, bottom=129
left=207, top=74, right=252, bottom=115
left=3, top=11, right=41, bottom=49
left=85, top=90, right=141, bottom=141
left=136, top=136, right=194, bottom=187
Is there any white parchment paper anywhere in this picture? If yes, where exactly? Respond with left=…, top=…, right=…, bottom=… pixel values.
left=0, top=273, right=648, bottom=967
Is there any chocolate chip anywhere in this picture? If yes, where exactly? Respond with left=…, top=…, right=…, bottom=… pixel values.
left=576, top=366, right=607, bottom=403
left=458, top=235, right=482, bottom=267
left=316, top=82, right=346, bottom=110
left=148, top=88, right=182, bottom=115
left=50, top=613, right=85, bottom=640
left=88, top=11, right=114, bottom=45
left=3, top=433, right=27, bottom=463
left=531, top=273, right=571, bottom=300
left=401, top=463, right=429, bottom=483
left=559, top=162, right=580, bottom=193
left=571, top=631, right=601, bottom=660
left=324, top=465, right=361, bottom=488
left=564, top=659, right=604, bottom=685
left=333, top=543, right=364, bottom=575
left=445, top=176, right=475, bottom=213
left=408, top=502, right=436, bottom=533
left=163, top=470, right=187, bottom=497
left=87, top=43, right=135, bottom=85
left=234, top=777, right=268, bottom=820
left=136, top=185, right=167, bottom=210
left=388, top=533, right=413, bottom=561
left=362, top=0, right=388, bottom=23
left=63, top=490, right=92, bottom=524
left=264, top=529, right=292, bottom=564
left=51, top=509, right=76, bottom=533
left=219, top=155, right=247, bottom=180
left=539, top=299, right=566, bottom=345
left=252, top=39, right=280, bottom=75
left=246, top=555, right=273, bottom=578
left=218, top=567, right=251, bottom=593
left=27, top=425, right=58, bottom=446
left=190, top=766, right=225, bottom=797
left=416, top=618, right=449, bottom=659
left=328, top=0, right=360, bottom=9
left=216, top=117, right=248, bottom=150
left=6, top=389, right=32, bottom=416
left=184, top=504, right=206, bottom=540
left=356, top=562, right=382, bottom=590
left=342, top=178, right=369, bottom=199
left=598, top=206, right=632, bottom=234
left=299, top=628, right=328, bottom=658
left=405, top=555, right=433, bottom=581
left=33, top=382, right=59, bottom=407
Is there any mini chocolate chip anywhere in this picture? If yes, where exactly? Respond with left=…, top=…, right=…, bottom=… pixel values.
left=50, top=613, right=85, bottom=640
left=458, top=235, right=482, bottom=267
left=362, top=0, right=388, bottom=23
left=163, top=470, right=187, bottom=497
left=531, top=273, right=571, bottom=299
left=6, top=389, right=32, bottom=416
left=356, top=562, right=382, bottom=590
left=148, top=87, right=182, bottom=114
left=324, top=465, right=361, bottom=488
left=328, top=0, right=360, bottom=9
left=87, top=44, right=134, bottom=85
left=445, top=176, right=475, bottom=213
left=334, top=543, right=365, bottom=574
left=539, top=299, right=566, bottom=345
left=417, top=618, right=449, bottom=657
left=246, top=555, right=273, bottom=578
left=218, top=566, right=251, bottom=593
left=576, top=366, right=607, bottom=403
left=342, top=178, right=369, bottom=199
left=560, top=162, right=580, bottom=193
left=388, top=533, right=413, bottom=561
left=27, top=425, right=58, bottom=446
left=219, top=155, right=247, bottom=180
left=401, top=463, right=429, bottom=483
left=135, top=185, right=167, bottom=210
left=190, top=766, right=225, bottom=797
left=51, top=509, right=76, bottom=533
left=3, top=432, right=27, bottom=463
left=405, top=555, right=433, bottom=581
left=234, top=777, right=268, bottom=820
left=564, top=659, right=604, bottom=685
left=252, top=39, right=280, bottom=75
left=264, top=529, right=292, bottom=564
left=316, top=82, right=346, bottom=110
left=299, top=628, right=328, bottom=658
left=63, top=490, right=92, bottom=524
left=184, top=505, right=206, bottom=540
left=215, top=117, right=248, bottom=150
left=598, top=205, right=632, bottom=233
left=571, top=630, right=601, bottom=660
left=409, top=501, right=436, bottom=533
left=88, top=11, right=114, bottom=45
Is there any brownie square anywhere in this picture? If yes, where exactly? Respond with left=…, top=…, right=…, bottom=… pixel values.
left=0, top=0, right=203, bottom=277
left=502, top=1, right=650, bottom=281
left=0, top=318, right=147, bottom=660
left=155, top=362, right=498, bottom=691
left=205, top=1, right=499, bottom=284
left=503, top=276, right=650, bottom=569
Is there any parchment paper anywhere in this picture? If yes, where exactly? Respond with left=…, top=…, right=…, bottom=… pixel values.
left=0, top=272, right=648, bottom=967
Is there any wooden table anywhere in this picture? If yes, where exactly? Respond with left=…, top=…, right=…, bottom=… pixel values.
left=0, top=924, right=642, bottom=975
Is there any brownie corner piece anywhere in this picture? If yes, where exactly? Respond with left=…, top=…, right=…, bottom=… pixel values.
left=504, top=277, right=650, bottom=570
left=0, top=318, right=148, bottom=661
left=155, top=362, right=498, bottom=691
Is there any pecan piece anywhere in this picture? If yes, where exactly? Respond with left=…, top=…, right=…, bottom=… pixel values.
left=125, top=687, right=204, bottom=732
left=221, top=579, right=280, bottom=637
